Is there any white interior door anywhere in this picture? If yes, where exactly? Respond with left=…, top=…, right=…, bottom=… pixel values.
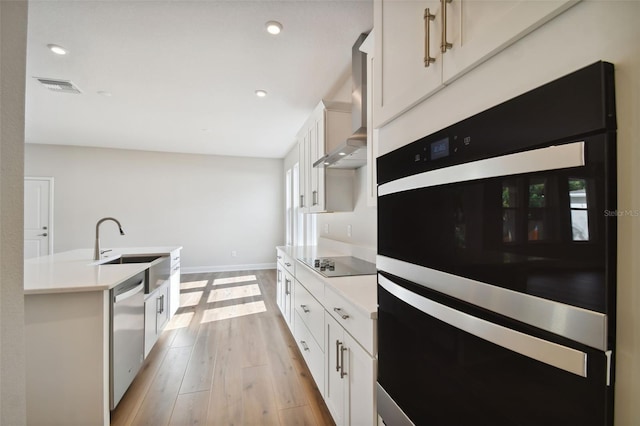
left=24, top=177, right=53, bottom=259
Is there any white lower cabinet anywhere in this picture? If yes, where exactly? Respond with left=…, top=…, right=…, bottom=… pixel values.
left=275, top=248, right=376, bottom=425
left=276, top=263, right=285, bottom=314
left=325, top=314, right=376, bottom=426
left=294, top=310, right=325, bottom=396
left=144, top=281, right=169, bottom=357
left=169, top=249, right=181, bottom=317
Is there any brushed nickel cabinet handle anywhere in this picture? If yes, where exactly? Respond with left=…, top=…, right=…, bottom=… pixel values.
left=300, top=340, right=310, bottom=352
left=285, top=262, right=292, bottom=267
left=340, top=346, right=348, bottom=378
left=441, top=0, right=453, bottom=53
left=336, top=340, right=342, bottom=372
left=312, top=190, right=318, bottom=206
left=424, top=8, right=436, bottom=67
left=37, top=233, right=48, bottom=237
left=300, top=304, right=310, bottom=313
left=333, top=307, right=350, bottom=320
left=300, top=194, right=305, bottom=208
left=285, top=278, right=290, bottom=295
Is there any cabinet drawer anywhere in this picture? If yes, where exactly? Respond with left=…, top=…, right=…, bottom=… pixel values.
left=294, top=311, right=324, bottom=396
left=294, top=280, right=324, bottom=347
left=276, top=248, right=295, bottom=276
left=294, top=261, right=325, bottom=304
left=325, top=285, right=376, bottom=356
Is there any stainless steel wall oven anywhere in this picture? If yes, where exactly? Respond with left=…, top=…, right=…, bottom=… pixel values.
left=376, top=61, right=617, bottom=426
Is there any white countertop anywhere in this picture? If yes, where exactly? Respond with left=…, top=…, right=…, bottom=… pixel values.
left=24, top=246, right=182, bottom=295
left=277, top=245, right=378, bottom=319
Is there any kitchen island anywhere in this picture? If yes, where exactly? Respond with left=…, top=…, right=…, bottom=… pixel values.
left=24, top=247, right=182, bottom=426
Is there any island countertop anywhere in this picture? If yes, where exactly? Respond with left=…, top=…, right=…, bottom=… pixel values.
left=24, top=246, right=182, bottom=295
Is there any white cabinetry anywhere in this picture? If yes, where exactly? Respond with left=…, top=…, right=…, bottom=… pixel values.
left=144, top=281, right=169, bottom=358
left=373, top=0, right=579, bottom=127
left=325, top=314, right=376, bottom=426
left=169, top=249, right=181, bottom=317
left=298, top=100, right=355, bottom=213
left=275, top=248, right=377, bottom=425
left=276, top=248, right=295, bottom=331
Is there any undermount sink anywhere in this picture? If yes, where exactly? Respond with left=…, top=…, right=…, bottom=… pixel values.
left=101, top=255, right=163, bottom=265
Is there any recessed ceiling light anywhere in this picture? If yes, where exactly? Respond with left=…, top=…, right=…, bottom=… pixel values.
left=255, top=89, right=268, bottom=98
left=97, top=91, right=112, bottom=97
left=265, top=21, right=283, bottom=35
left=339, top=152, right=347, bottom=156
left=47, top=44, right=68, bottom=55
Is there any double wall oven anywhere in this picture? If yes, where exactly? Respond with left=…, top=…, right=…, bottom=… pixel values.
left=376, top=62, right=617, bottom=426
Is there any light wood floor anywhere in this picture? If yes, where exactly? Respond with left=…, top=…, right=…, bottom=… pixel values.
left=111, top=269, right=335, bottom=426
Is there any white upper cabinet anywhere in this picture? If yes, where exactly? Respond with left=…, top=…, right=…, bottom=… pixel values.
left=373, top=0, right=580, bottom=127
left=298, top=100, right=354, bottom=214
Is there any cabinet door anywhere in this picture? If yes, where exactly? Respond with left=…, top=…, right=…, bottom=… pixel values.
left=310, top=111, right=326, bottom=213
left=325, top=314, right=346, bottom=426
left=344, top=333, right=376, bottom=426
left=283, top=271, right=294, bottom=330
left=276, top=264, right=285, bottom=314
left=144, top=295, right=159, bottom=358
left=157, top=284, right=170, bottom=332
left=442, top=0, right=579, bottom=83
left=298, top=133, right=309, bottom=213
left=374, top=0, right=444, bottom=127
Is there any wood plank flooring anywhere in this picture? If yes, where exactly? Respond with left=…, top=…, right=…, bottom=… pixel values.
left=111, top=269, right=335, bottom=426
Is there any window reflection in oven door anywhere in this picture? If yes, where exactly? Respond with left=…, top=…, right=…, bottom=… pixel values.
left=377, top=273, right=613, bottom=426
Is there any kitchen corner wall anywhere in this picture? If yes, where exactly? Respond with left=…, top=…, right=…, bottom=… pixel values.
left=316, top=166, right=376, bottom=249
left=25, top=144, right=284, bottom=271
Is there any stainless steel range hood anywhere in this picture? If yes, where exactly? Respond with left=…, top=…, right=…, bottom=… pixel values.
left=314, top=33, right=369, bottom=169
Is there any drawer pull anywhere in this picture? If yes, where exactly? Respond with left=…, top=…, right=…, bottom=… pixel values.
left=300, top=340, right=310, bottom=352
left=277, top=255, right=282, bottom=259
left=441, top=0, right=453, bottom=53
left=285, top=278, right=291, bottom=295
left=340, top=346, right=348, bottom=378
left=285, top=262, right=292, bottom=267
left=336, top=340, right=342, bottom=372
left=300, top=304, right=310, bottom=313
left=333, top=307, right=350, bottom=320
left=424, top=7, right=436, bottom=67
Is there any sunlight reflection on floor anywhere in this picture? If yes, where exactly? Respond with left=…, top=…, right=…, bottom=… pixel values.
left=180, top=279, right=209, bottom=290
left=212, top=275, right=257, bottom=286
left=201, top=300, right=267, bottom=323
left=207, top=284, right=262, bottom=303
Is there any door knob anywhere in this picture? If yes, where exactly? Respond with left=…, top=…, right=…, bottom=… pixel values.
left=37, top=233, right=48, bottom=237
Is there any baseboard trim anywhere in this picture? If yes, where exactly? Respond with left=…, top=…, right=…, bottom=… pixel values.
left=182, top=263, right=276, bottom=274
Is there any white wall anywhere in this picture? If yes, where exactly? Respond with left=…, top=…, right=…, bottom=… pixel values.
left=316, top=166, right=377, bottom=248
left=25, top=144, right=284, bottom=271
left=0, top=0, right=27, bottom=423
left=378, top=2, right=639, bottom=424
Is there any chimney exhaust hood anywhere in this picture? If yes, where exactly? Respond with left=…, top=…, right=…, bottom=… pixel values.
left=314, top=32, right=369, bottom=169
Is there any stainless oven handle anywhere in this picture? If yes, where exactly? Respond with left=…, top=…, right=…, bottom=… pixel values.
left=379, top=274, right=588, bottom=377
left=379, top=141, right=585, bottom=197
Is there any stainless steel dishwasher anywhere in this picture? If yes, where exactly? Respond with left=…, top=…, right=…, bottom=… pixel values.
left=110, top=271, right=145, bottom=410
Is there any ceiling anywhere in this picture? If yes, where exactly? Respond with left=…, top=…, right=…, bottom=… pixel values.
left=25, top=0, right=373, bottom=159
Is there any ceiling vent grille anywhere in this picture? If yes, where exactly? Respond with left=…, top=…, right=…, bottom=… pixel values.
left=35, top=78, right=82, bottom=94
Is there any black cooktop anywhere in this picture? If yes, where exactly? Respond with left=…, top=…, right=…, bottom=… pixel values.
left=298, top=256, right=377, bottom=278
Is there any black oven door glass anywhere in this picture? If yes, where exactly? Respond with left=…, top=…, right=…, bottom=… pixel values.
left=378, top=135, right=614, bottom=313
left=378, top=275, right=611, bottom=426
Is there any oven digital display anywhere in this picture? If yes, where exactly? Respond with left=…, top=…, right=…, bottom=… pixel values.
left=430, top=138, right=450, bottom=160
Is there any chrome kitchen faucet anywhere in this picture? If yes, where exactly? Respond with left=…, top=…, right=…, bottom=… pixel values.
left=94, top=217, right=125, bottom=260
